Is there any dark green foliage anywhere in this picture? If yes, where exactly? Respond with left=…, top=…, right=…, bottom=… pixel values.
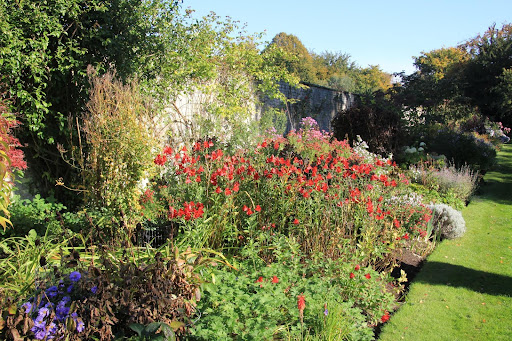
left=0, top=0, right=181, bottom=203
left=462, top=24, right=512, bottom=125
left=6, top=195, right=72, bottom=237
left=331, top=91, right=403, bottom=156
left=420, top=127, right=496, bottom=172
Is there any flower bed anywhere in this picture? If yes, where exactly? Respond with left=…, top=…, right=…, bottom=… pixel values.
left=2, top=118, right=443, bottom=340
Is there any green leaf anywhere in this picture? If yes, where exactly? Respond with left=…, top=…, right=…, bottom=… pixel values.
left=143, top=322, right=162, bottom=335
left=129, top=323, right=144, bottom=336
left=168, top=320, right=185, bottom=331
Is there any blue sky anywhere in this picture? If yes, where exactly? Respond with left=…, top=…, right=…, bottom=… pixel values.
left=184, top=0, right=512, bottom=75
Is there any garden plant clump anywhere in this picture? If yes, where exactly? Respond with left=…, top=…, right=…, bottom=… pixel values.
left=427, top=203, right=466, bottom=240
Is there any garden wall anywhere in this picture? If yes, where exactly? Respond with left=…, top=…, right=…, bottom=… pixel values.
left=261, top=81, right=358, bottom=133
left=165, top=81, right=357, bottom=142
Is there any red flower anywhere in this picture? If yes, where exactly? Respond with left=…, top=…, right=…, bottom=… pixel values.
left=349, top=272, right=355, bottom=279
left=154, top=154, right=167, bottom=166
left=163, top=146, right=173, bottom=155
left=293, top=218, right=299, bottom=225
left=225, top=188, right=232, bottom=196
left=255, top=205, right=261, bottom=212
left=271, top=276, right=279, bottom=284
left=297, top=294, right=306, bottom=313
left=365, top=273, right=371, bottom=279
left=233, top=182, right=240, bottom=192
left=355, top=265, right=360, bottom=271
left=381, top=312, right=390, bottom=323
left=255, top=276, right=264, bottom=283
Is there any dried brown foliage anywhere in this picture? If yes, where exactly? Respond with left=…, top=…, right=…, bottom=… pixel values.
left=74, top=249, right=201, bottom=340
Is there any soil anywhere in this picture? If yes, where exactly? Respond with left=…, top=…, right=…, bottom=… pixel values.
left=390, top=247, right=426, bottom=297
left=374, top=245, right=428, bottom=339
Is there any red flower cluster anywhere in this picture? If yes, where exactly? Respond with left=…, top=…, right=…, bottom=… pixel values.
left=168, top=201, right=204, bottom=221
left=140, top=189, right=154, bottom=204
left=381, top=311, right=390, bottom=323
left=154, top=154, right=167, bottom=166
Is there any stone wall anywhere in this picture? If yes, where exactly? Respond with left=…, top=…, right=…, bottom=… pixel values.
left=261, top=81, right=358, bottom=133
left=164, top=81, right=358, bottom=144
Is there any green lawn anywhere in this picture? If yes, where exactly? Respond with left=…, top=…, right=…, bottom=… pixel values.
left=378, top=143, right=512, bottom=340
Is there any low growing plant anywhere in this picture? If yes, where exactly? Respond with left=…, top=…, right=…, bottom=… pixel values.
left=190, top=238, right=395, bottom=340
left=427, top=203, right=466, bottom=239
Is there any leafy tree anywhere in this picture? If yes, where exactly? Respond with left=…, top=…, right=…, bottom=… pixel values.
left=266, top=32, right=317, bottom=82
left=0, top=0, right=181, bottom=203
left=353, top=65, right=392, bottom=94
left=462, top=24, right=512, bottom=124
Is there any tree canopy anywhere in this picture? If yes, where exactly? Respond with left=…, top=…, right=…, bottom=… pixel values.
left=265, top=32, right=392, bottom=94
left=396, top=23, right=512, bottom=126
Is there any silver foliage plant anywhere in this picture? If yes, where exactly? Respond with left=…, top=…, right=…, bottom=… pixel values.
left=427, top=203, right=466, bottom=239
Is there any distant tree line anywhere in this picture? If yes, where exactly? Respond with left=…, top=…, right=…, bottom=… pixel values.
left=265, top=32, right=393, bottom=94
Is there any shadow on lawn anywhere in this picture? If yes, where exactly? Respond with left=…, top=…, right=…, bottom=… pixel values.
left=416, top=261, right=512, bottom=297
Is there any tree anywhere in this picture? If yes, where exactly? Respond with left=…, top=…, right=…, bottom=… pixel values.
left=0, top=0, right=181, bottom=202
left=266, top=33, right=317, bottom=82
left=462, top=24, right=512, bottom=124
left=353, top=65, right=392, bottom=94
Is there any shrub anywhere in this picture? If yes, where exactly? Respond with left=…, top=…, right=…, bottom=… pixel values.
left=331, top=91, right=403, bottom=157
left=0, top=88, right=27, bottom=230
left=60, top=68, right=160, bottom=222
left=427, top=204, right=466, bottom=239
left=409, top=162, right=479, bottom=205
left=6, top=195, right=69, bottom=237
left=419, top=126, right=496, bottom=171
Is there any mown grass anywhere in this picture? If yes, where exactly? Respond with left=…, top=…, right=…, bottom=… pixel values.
left=378, top=143, right=512, bottom=340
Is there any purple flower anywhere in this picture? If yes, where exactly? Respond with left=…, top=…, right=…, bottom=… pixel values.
left=324, top=308, right=328, bottom=316
left=67, top=285, right=74, bottom=293
left=69, top=271, right=81, bottom=282
left=60, top=296, right=71, bottom=304
left=46, top=285, right=58, bottom=298
left=31, top=320, right=48, bottom=340
left=76, top=320, right=85, bottom=332
left=38, top=307, right=50, bottom=319
left=56, top=301, right=70, bottom=321
left=22, top=302, right=32, bottom=314
left=91, top=286, right=98, bottom=294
